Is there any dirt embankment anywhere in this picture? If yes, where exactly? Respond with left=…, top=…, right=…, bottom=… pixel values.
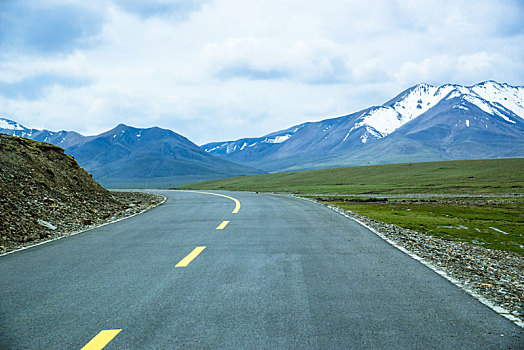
left=0, top=134, right=163, bottom=253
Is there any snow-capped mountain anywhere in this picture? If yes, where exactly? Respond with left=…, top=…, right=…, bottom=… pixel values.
left=0, top=119, right=262, bottom=187
left=203, top=81, right=524, bottom=171
left=203, top=123, right=308, bottom=156
left=0, top=118, right=26, bottom=131
left=2, top=81, right=522, bottom=181
left=0, top=118, right=89, bottom=149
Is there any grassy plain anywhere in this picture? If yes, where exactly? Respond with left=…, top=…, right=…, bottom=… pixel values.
left=179, top=158, right=524, bottom=195
left=179, top=158, right=524, bottom=254
left=317, top=197, right=523, bottom=255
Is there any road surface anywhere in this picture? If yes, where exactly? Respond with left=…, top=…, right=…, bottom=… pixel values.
left=1, top=190, right=522, bottom=349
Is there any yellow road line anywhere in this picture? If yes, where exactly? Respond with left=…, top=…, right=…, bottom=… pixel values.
left=216, top=220, right=230, bottom=230
left=175, top=246, right=206, bottom=267
left=81, top=329, right=121, bottom=350
left=181, top=190, right=241, bottom=213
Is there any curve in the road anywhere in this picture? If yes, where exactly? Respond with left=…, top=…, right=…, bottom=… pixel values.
left=180, top=190, right=241, bottom=213
left=1, top=190, right=522, bottom=349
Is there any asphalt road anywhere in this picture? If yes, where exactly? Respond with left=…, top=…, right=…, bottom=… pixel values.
left=1, top=190, right=522, bottom=349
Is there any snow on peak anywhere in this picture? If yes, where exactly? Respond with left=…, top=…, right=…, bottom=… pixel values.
left=471, top=81, right=524, bottom=119
left=348, top=92, right=447, bottom=143
left=239, top=141, right=258, bottom=150
left=348, top=107, right=404, bottom=143
left=391, top=84, right=456, bottom=121
left=262, top=134, right=292, bottom=144
left=205, top=145, right=220, bottom=152
left=388, top=81, right=524, bottom=121
left=226, top=143, right=237, bottom=154
left=453, top=104, right=469, bottom=111
left=0, top=118, right=27, bottom=131
left=349, top=81, right=522, bottom=144
left=463, top=95, right=516, bottom=123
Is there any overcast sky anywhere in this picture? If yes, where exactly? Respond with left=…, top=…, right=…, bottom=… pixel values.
left=1, top=0, right=523, bottom=144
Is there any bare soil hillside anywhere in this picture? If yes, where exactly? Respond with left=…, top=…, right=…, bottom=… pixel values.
left=0, top=134, right=163, bottom=253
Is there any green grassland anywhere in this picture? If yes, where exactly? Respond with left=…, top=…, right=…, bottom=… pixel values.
left=179, top=158, right=524, bottom=254
left=179, top=158, right=524, bottom=195
left=317, top=197, right=523, bottom=255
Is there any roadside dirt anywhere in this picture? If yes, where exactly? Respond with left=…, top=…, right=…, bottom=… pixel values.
left=0, top=134, right=164, bottom=254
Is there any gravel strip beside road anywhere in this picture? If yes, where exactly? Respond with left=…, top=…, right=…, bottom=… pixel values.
left=300, top=193, right=524, bottom=199
left=306, top=197, right=524, bottom=327
left=1, top=191, right=165, bottom=255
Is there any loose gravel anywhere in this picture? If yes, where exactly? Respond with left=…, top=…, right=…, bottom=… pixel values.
left=300, top=193, right=524, bottom=199
left=1, top=191, right=165, bottom=255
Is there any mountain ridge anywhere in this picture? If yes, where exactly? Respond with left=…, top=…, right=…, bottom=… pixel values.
left=2, top=80, right=522, bottom=181
left=202, top=80, right=524, bottom=171
left=0, top=119, right=263, bottom=187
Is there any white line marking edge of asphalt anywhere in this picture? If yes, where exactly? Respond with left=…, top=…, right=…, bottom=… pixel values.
left=0, top=195, right=167, bottom=258
left=294, top=195, right=524, bottom=329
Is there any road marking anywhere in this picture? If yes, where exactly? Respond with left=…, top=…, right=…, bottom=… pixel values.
left=175, top=246, right=206, bottom=267
left=81, top=329, right=121, bottom=350
left=181, top=190, right=241, bottom=213
left=216, top=220, right=230, bottom=230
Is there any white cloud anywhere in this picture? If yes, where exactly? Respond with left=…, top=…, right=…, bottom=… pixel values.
left=0, top=0, right=523, bottom=144
left=202, top=38, right=353, bottom=84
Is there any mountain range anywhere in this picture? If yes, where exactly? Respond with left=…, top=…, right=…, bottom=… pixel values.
left=1, top=80, right=523, bottom=187
left=203, top=81, right=524, bottom=171
left=0, top=119, right=262, bottom=187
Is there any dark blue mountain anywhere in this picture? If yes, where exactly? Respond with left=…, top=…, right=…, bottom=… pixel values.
left=0, top=120, right=262, bottom=187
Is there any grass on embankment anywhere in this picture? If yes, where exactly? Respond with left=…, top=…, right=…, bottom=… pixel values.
left=178, top=158, right=524, bottom=195
left=317, top=197, right=524, bottom=255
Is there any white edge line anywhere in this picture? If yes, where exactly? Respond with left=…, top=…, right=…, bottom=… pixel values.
left=296, top=195, right=524, bottom=329
left=0, top=195, right=167, bottom=258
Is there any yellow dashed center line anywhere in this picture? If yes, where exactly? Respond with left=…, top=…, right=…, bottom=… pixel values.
left=81, top=193, right=239, bottom=347
left=181, top=190, right=241, bottom=213
left=216, top=220, right=230, bottom=230
left=81, top=329, right=121, bottom=350
left=175, top=246, right=206, bottom=267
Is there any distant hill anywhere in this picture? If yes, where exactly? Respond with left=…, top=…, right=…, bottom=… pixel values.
left=0, top=120, right=263, bottom=187
left=202, top=81, right=524, bottom=172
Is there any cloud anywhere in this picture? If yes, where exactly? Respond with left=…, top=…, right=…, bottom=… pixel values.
left=394, top=52, right=523, bottom=87
left=0, top=1, right=104, bottom=55
left=352, top=59, right=390, bottom=84
left=113, top=0, right=207, bottom=20
left=215, top=64, right=289, bottom=81
left=205, top=38, right=353, bottom=85
left=0, top=73, right=91, bottom=100
left=0, top=0, right=523, bottom=144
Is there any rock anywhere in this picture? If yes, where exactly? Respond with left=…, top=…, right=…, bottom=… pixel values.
left=37, top=219, right=57, bottom=230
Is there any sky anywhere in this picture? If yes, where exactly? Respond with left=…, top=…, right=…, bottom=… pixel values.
left=1, top=0, right=523, bottom=145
